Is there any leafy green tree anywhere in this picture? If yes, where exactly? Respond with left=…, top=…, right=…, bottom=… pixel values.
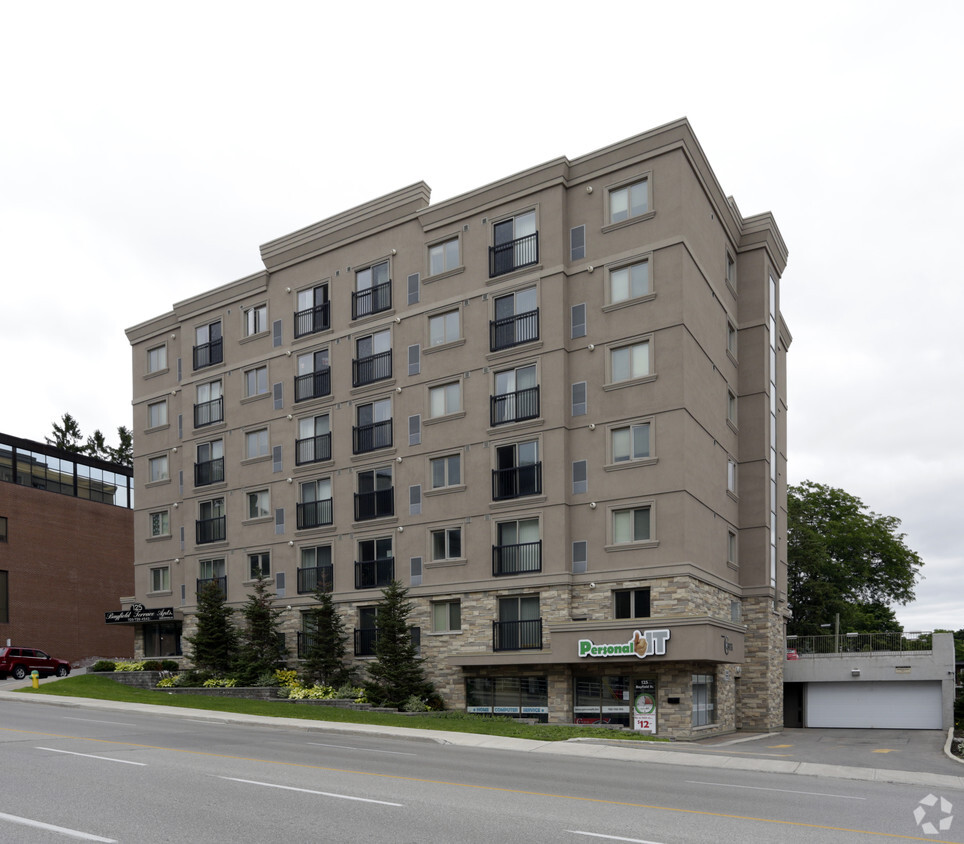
left=787, top=481, right=922, bottom=636
left=364, top=580, right=434, bottom=708
left=185, top=580, right=236, bottom=676
left=46, top=413, right=85, bottom=452
left=301, top=587, right=350, bottom=687
left=234, top=573, right=287, bottom=685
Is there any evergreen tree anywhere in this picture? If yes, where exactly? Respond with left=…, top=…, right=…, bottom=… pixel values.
left=185, top=580, right=236, bottom=676
left=234, top=573, right=287, bottom=685
left=364, top=580, right=434, bottom=708
left=302, top=586, right=350, bottom=687
left=109, top=426, right=134, bottom=467
left=47, top=413, right=85, bottom=452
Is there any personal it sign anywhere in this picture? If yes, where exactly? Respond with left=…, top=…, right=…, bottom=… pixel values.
left=578, top=629, right=670, bottom=659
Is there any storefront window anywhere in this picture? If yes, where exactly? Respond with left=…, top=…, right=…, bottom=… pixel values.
left=465, top=676, right=548, bottom=722
left=692, top=673, right=715, bottom=727
left=573, top=675, right=634, bottom=727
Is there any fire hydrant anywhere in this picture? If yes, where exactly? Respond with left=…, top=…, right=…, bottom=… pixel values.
left=31, top=670, right=39, bottom=689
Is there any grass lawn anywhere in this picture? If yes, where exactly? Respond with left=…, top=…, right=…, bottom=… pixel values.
left=17, top=675, right=664, bottom=744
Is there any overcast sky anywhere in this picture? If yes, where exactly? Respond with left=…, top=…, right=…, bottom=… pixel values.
left=2, top=2, right=960, bottom=631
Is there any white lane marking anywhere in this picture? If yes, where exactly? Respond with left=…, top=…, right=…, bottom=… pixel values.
left=308, top=742, right=418, bottom=756
left=36, top=747, right=147, bottom=766
left=685, top=780, right=865, bottom=799
left=218, top=776, right=403, bottom=806
left=0, top=811, right=117, bottom=842
left=62, top=717, right=140, bottom=727
left=568, top=832, right=667, bottom=844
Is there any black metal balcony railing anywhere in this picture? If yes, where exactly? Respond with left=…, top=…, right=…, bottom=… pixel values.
left=196, top=515, right=226, bottom=545
left=194, top=457, right=224, bottom=487
left=352, top=351, right=392, bottom=387
left=492, top=540, right=542, bottom=576
left=353, top=625, right=419, bottom=657
left=354, top=488, right=394, bottom=521
left=489, top=309, right=539, bottom=351
left=489, top=232, right=539, bottom=278
left=351, top=280, right=392, bottom=319
left=194, top=397, right=223, bottom=428
left=294, top=301, right=330, bottom=338
left=354, top=556, right=394, bottom=590
left=295, top=432, right=332, bottom=466
left=490, top=386, right=541, bottom=426
left=297, top=565, right=333, bottom=594
left=492, top=462, right=542, bottom=501
left=193, top=337, right=223, bottom=370
left=296, top=498, right=333, bottom=530
left=493, top=618, right=543, bottom=651
left=196, top=575, right=227, bottom=599
left=294, top=368, right=331, bottom=403
left=352, top=419, right=392, bottom=454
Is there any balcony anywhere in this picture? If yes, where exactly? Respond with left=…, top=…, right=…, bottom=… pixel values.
left=351, top=280, right=392, bottom=320
left=196, top=575, right=227, bottom=599
left=193, top=337, right=223, bottom=370
left=354, top=488, right=394, bottom=521
left=489, top=232, right=538, bottom=278
left=297, top=565, right=333, bottom=594
left=490, top=386, right=540, bottom=426
left=352, top=351, right=392, bottom=387
left=294, top=368, right=331, bottom=403
left=295, top=432, right=331, bottom=466
left=196, top=516, right=226, bottom=545
left=493, top=618, right=543, bottom=651
left=492, top=462, right=542, bottom=501
left=294, top=301, right=330, bottom=338
left=194, top=397, right=223, bottom=428
left=353, top=625, right=419, bottom=657
left=492, top=540, right=542, bottom=576
left=353, top=420, right=392, bottom=454
left=354, top=556, right=394, bottom=590
left=194, top=457, right=224, bottom=487
left=296, top=498, right=333, bottom=530
left=489, top=309, right=539, bottom=351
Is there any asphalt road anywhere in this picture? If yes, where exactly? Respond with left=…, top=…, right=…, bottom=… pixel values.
left=1, top=696, right=961, bottom=843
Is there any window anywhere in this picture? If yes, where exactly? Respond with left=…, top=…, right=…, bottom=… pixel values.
left=613, top=506, right=651, bottom=544
left=194, top=320, right=223, bottom=370
left=149, top=510, right=170, bottom=537
left=614, top=588, right=650, bottom=619
left=491, top=286, right=538, bottom=350
left=0, top=516, right=7, bottom=542
left=429, top=381, right=461, bottom=418
left=492, top=440, right=541, bottom=500
left=150, top=566, right=170, bottom=593
left=298, top=545, right=333, bottom=593
left=195, top=379, right=223, bottom=427
left=247, top=489, right=270, bottom=520
left=490, top=210, right=537, bottom=277
left=197, top=497, right=226, bottom=544
left=429, top=237, right=459, bottom=275
left=727, top=389, right=738, bottom=425
left=355, top=466, right=393, bottom=521
left=572, top=460, right=587, bottom=494
left=353, top=329, right=392, bottom=386
left=429, top=310, right=460, bottom=346
left=611, top=341, right=650, bottom=383
left=198, top=557, right=226, bottom=581
left=244, top=304, right=267, bottom=337
left=245, top=428, right=269, bottom=460
left=355, top=536, right=394, bottom=589
left=296, top=414, right=331, bottom=465
left=727, top=458, right=737, bottom=494
left=248, top=551, right=270, bottom=579
left=195, top=439, right=224, bottom=486
left=0, top=570, right=6, bottom=622
left=693, top=673, right=716, bottom=727
left=353, top=260, right=391, bottom=318
left=148, top=455, right=169, bottom=483
left=494, top=518, right=540, bottom=575
left=492, top=364, right=539, bottom=425
left=612, top=422, right=651, bottom=463
left=295, top=283, right=330, bottom=337
left=147, top=400, right=168, bottom=429
left=431, top=527, right=462, bottom=561
left=432, top=600, right=461, bottom=633
left=609, top=260, right=650, bottom=303
left=298, top=478, right=333, bottom=529
left=609, top=179, right=648, bottom=223
left=726, top=251, right=737, bottom=291
left=495, top=595, right=541, bottom=651
left=571, top=382, right=587, bottom=417
left=147, top=345, right=167, bottom=374
left=727, top=530, right=738, bottom=566
left=245, top=365, right=269, bottom=398
left=295, top=349, right=331, bottom=402
left=354, top=398, right=392, bottom=454
left=726, top=320, right=738, bottom=358
left=571, top=303, right=586, bottom=339
left=430, top=454, right=461, bottom=489
left=570, top=225, right=586, bottom=261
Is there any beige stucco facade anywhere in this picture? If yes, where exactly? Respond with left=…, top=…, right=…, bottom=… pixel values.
left=125, top=118, right=791, bottom=738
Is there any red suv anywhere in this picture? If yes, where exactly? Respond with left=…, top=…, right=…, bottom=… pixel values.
left=0, top=646, right=71, bottom=680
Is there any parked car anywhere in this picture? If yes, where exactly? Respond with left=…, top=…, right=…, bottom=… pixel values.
left=0, top=646, right=71, bottom=680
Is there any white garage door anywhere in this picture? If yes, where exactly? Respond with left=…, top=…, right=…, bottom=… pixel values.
left=805, top=681, right=942, bottom=729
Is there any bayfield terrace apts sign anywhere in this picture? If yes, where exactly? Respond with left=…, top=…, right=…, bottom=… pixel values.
left=105, top=605, right=175, bottom=624
left=578, top=629, right=670, bottom=659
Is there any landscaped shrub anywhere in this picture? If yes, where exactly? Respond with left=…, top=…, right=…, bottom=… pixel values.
left=115, top=661, right=147, bottom=672
left=202, top=677, right=237, bottom=688
left=142, top=660, right=163, bottom=671
left=160, top=660, right=180, bottom=672
left=156, top=676, right=177, bottom=688
left=401, top=695, right=431, bottom=712
left=90, top=660, right=116, bottom=672
left=173, top=670, right=211, bottom=687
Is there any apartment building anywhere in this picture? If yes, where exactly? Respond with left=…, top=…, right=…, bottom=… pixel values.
left=125, top=118, right=790, bottom=737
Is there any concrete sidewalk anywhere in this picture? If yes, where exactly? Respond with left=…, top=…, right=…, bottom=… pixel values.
left=2, top=687, right=962, bottom=793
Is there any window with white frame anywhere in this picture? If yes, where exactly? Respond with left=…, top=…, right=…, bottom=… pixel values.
left=609, top=179, right=648, bottom=223
left=245, top=428, right=269, bottom=460
left=248, top=551, right=270, bottom=579
left=429, top=237, right=459, bottom=275
left=432, top=600, right=461, bottom=633
left=147, top=399, right=168, bottom=429
left=609, top=259, right=650, bottom=304
left=430, top=454, right=461, bottom=489
left=429, top=309, right=460, bottom=346
left=693, top=673, right=716, bottom=727
left=431, top=527, right=462, bottom=561
left=726, top=320, right=738, bottom=358
left=429, top=381, right=461, bottom=418
left=244, top=304, right=267, bottom=337
left=148, top=455, right=169, bottom=483
left=150, top=566, right=170, bottom=593
left=247, top=489, right=270, bottom=520
left=727, top=458, right=737, bottom=494
left=354, top=260, right=391, bottom=317
left=245, top=365, right=269, bottom=398
left=726, top=251, right=737, bottom=290
left=610, top=340, right=651, bottom=383
left=612, top=506, right=651, bottom=544
left=727, top=530, right=738, bottom=565
left=147, top=345, right=167, bottom=374
left=198, top=557, right=226, bottom=580
left=149, top=510, right=170, bottom=537
left=612, top=422, right=651, bottom=463
left=727, top=389, right=738, bottom=425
